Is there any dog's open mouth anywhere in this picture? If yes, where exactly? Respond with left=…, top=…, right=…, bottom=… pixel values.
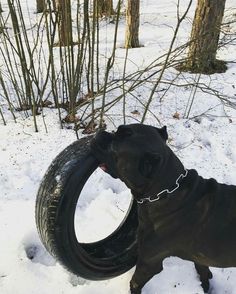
left=98, top=162, right=118, bottom=178
left=99, top=163, right=108, bottom=172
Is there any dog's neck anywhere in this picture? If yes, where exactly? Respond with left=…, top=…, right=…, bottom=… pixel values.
left=159, top=146, right=185, bottom=190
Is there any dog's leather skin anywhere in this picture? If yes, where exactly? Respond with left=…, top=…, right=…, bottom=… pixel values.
left=90, top=124, right=236, bottom=293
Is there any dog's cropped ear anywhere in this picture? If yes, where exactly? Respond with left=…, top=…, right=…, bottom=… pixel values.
left=156, top=126, right=168, bottom=141
left=116, top=125, right=133, bottom=137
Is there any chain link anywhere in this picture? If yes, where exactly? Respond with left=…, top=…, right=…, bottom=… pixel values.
left=137, top=169, right=188, bottom=204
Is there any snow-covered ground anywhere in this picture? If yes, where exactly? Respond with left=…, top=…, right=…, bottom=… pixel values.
left=1, top=0, right=236, bottom=293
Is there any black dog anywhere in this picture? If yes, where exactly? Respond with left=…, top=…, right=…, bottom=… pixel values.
left=90, top=124, right=236, bottom=293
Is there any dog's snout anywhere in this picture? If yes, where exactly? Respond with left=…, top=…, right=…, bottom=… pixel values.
left=96, top=130, right=112, bottom=140
left=94, top=130, right=114, bottom=148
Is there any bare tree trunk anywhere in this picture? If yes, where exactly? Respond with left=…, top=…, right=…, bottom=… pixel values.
left=0, top=2, right=3, bottom=34
left=52, top=0, right=57, bottom=11
left=125, top=0, right=140, bottom=48
left=95, top=0, right=114, bottom=18
left=56, top=0, right=73, bottom=46
left=181, top=0, right=227, bottom=74
left=36, top=0, right=46, bottom=13
left=103, top=0, right=114, bottom=16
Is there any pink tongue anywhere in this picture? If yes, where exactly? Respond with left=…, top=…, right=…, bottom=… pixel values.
left=99, top=163, right=108, bottom=172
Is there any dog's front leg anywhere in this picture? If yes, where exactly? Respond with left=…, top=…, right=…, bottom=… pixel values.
left=130, top=260, right=163, bottom=294
left=194, top=263, right=212, bottom=293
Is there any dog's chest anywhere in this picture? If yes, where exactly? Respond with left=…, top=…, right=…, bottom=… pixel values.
left=138, top=203, right=193, bottom=236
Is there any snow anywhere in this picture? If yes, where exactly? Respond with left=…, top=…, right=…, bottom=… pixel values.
left=0, top=0, right=236, bottom=293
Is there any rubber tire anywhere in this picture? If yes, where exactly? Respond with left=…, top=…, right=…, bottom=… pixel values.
left=35, top=136, right=138, bottom=280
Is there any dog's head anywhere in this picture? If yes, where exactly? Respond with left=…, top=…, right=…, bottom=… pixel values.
left=90, top=124, right=168, bottom=195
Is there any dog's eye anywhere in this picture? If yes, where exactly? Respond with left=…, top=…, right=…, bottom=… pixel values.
left=139, top=159, right=153, bottom=178
left=138, top=152, right=160, bottom=178
left=113, top=153, right=118, bottom=163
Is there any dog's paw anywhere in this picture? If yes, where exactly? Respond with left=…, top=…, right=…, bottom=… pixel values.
left=130, top=288, right=141, bottom=294
left=130, top=280, right=142, bottom=294
left=201, top=280, right=210, bottom=293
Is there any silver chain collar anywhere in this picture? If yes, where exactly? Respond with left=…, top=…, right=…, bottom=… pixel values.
left=137, top=169, right=188, bottom=204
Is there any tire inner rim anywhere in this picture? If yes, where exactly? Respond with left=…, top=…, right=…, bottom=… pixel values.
left=74, top=168, right=132, bottom=243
